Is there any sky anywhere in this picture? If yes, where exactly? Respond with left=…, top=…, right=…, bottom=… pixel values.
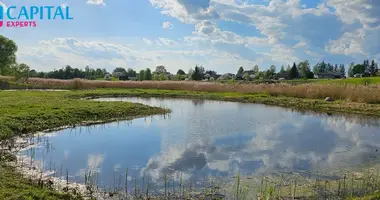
left=0, top=0, right=379, bottom=74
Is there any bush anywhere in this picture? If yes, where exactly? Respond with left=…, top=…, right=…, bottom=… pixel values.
left=0, top=80, right=9, bottom=89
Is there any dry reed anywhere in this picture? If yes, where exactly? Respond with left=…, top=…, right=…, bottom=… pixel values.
left=4, top=77, right=380, bottom=104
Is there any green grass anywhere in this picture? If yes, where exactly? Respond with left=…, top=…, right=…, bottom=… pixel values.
left=0, top=90, right=169, bottom=200
left=0, top=163, right=84, bottom=200
left=0, top=90, right=169, bottom=140
left=68, top=88, right=380, bottom=117
left=2, top=89, right=380, bottom=199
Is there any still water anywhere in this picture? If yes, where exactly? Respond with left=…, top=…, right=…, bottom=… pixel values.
left=22, top=97, right=380, bottom=189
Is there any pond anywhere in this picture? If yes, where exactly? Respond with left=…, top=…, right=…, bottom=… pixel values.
left=20, top=97, right=380, bottom=192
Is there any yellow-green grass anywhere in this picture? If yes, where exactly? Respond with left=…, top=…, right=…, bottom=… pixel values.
left=0, top=163, right=85, bottom=200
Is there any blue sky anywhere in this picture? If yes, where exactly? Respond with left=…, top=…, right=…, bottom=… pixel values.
left=0, top=0, right=379, bottom=74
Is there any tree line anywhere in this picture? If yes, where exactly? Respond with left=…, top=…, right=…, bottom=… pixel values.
left=0, top=35, right=378, bottom=82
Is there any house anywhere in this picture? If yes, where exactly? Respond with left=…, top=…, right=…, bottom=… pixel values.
left=235, top=70, right=255, bottom=80
left=128, top=76, right=137, bottom=81
left=276, top=72, right=289, bottom=80
left=315, top=72, right=345, bottom=79
left=354, top=73, right=364, bottom=78
left=217, top=73, right=235, bottom=80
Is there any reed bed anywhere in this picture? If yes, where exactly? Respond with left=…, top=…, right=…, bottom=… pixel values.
left=18, top=78, right=380, bottom=104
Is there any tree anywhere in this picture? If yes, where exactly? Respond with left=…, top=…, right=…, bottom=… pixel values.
left=139, top=70, right=145, bottom=81
left=177, top=69, right=186, bottom=75
left=191, top=65, right=203, bottom=80
left=12, top=63, right=30, bottom=81
left=289, top=62, right=299, bottom=79
left=348, top=62, right=355, bottom=77
left=298, top=60, right=312, bottom=78
left=369, top=60, right=378, bottom=76
left=364, top=60, right=370, bottom=75
left=205, top=70, right=217, bottom=78
left=237, top=66, right=244, bottom=75
left=187, top=68, right=194, bottom=79
left=286, top=65, right=291, bottom=72
left=0, top=35, right=18, bottom=75
left=144, top=68, right=152, bottom=80
left=243, top=73, right=250, bottom=81
left=280, top=65, right=286, bottom=73
left=159, top=73, right=167, bottom=81
left=339, top=64, right=346, bottom=75
left=104, top=74, right=111, bottom=81
left=252, top=65, right=259, bottom=74
left=155, top=65, right=167, bottom=74
left=352, top=64, right=365, bottom=75
left=113, top=68, right=126, bottom=77
left=269, top=65, right=276, bottom=74
left=264, top=69, right=273, bottom=79
left=127, top=68, right=137, bottom=77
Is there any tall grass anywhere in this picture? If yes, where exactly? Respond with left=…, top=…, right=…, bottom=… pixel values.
left=14, top=77, right=380, bottom=103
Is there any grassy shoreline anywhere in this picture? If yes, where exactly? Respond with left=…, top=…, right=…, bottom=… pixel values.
left=2, top=89, right=380, bottom=199
left=0, top=90, right=169, bottom=199
left=73, top=88, right=380, bottom=118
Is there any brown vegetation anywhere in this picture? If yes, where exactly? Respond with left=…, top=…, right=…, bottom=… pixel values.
left=2, top=77, right=380, bottom=104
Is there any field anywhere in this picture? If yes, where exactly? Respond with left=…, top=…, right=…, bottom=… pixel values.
left=2, top=77, right=380, bottom=104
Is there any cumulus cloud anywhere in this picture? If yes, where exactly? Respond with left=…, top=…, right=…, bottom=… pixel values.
left=162, top=21, right=174, bottom=29
left=142, top=38, right=153, bottom=45
left=156, top=37, right=177, bottom=46
left=86, top=0, right=106, bottom=6
left=149, top=0, right=219, bottom=23
left=327, top=0, right=380, bottom=28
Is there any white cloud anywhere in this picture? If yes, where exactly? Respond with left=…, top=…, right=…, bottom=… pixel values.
left=18, top=37, right=252, bottom=74
left=149, top=0, right=219, bottom=23
left=327, top=0, right=380, bottom=28
left=86, top=0, right=106, bottom=6
left=156, top=37, right=177, bottom=46
left=162, top=21, right=174, bottom=29
left=293, top=41, right=307, bottom=49
left=142, top=38, right=153, bottom=45
left=325, top=28, right=366, bottom=55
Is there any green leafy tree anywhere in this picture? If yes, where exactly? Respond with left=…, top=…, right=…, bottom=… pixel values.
left=348, top=62, right=354, bottom=77
left=144, top=68, right=152, bottom=80
left=352, top=64, right=365, bottom=75
left=289, top=62, right=299, bottom=79
left=280, top=65, right=285, bottom=73
left=369, top=60, right=378, bottom=76
left=237, top=66, right=244, bottom=75
left=127, top=68, right=137, bottom=77
left=298, top=60, right=312, bottom=78
left=286, top=65, right=291, bottom=72
left=155, top=65, right=167, bottom=74
left=159, top=73, right=167, bottom=81
left=12, top=63, right=30, bottom=81
left=191, top=65, right=203, bottom=80
left=177, top=69, right=186, bottom=75
left=139, top=70, right=145, bottom=81
left=0, top=35, right=18, bottom=75
left=269, top=65, right=276, bottom=74
left=112, top=67, right=127, bottom=77
left=339, top=64, right=346, bottom=75
left=252, top=65, right=259, bottom=74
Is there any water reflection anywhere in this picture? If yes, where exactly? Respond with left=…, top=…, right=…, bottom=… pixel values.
left=21, top=97, right=380, bottom=188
